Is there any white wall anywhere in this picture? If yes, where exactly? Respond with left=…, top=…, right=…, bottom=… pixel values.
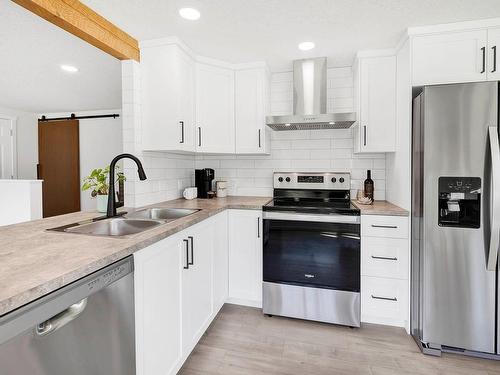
left=0, top=105, right=38, bottom=179
left=196, top=67, right=387, bottom=200
left=386, top=39, right=411, bottom=210
left=42, top=110, right=123, bottom=211
left=122, top=61, right=195, bottom=208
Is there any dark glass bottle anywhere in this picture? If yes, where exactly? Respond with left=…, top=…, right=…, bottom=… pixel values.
left=364, top=170, right=374, bottom=202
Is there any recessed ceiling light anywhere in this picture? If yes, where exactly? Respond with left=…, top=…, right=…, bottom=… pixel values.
left=298, top=42, right=315, bottom=51
left=285, top=123, right=291, bottom=127
left=179, top=7, right=201, bottom=20
left=60, top=64, right=78, bottom=73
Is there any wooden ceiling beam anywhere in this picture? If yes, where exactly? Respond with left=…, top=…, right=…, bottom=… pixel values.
left=11, top=0, right=140, bottom=61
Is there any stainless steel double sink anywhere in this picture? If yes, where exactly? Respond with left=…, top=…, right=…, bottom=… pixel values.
left=48, top=208, right=200, bottom=237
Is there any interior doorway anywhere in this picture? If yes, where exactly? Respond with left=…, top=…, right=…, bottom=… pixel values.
left=0, top=116, right=17, bottom=179
left=38, top=120, right=80, bottom=217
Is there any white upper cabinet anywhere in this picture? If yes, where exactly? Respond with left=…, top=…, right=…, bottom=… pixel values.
left=354, top=54, right=396, bottom=153
left=235, top=66, right=270, bottom=154
left=196, top=62, right=235, bottom=153
left=412, top=30, right=488, bottom=85
left=141, top=41, right=195, bottom=152
left=488, top=27, right=500, bottom=81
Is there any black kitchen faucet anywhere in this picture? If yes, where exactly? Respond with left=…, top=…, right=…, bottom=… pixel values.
left=107, top=153, right=147, bottom=218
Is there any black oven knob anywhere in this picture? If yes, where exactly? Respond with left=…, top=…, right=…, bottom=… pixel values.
left=331, top=177, right=337, bottom=183
left=285, top=177, right=291, bottom=182
left=339, top=177, right=345, bottom=183
left=278, top=177, right=283, bottom=182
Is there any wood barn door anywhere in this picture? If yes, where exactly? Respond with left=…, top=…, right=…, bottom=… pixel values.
left=38, top=120, right=80, bottom=217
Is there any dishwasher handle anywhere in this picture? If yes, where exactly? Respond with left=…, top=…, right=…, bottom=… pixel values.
left=36, top=298, right=88, bottom=337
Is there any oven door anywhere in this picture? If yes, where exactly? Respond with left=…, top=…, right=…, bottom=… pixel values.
left=263, top=211, right=360, bottom=292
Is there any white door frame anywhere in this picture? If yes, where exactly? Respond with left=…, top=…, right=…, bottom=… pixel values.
left=0, top=115, right=18, bottom=179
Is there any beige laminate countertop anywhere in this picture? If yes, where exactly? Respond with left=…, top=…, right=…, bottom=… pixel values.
left=0, top=196, right=271, bottom=317
left=352, top=200, right=409, bottom=216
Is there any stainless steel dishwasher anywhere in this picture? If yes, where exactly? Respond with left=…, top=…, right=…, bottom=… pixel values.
left=0, top=256, right=135, bottom=375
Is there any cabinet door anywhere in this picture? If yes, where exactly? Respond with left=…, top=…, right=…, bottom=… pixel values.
left=196, top=63, right=235, bottom=153
left=182, top=221, right=213, bottom=356
left=235, top=68, right=269, bottom=154
left=212, top=211, right=228, bottom=313
left=412, top=30, right=488, bottom=85
left=487, top=28, right=500, bottom=81
left=134, top=235, right=183, bottom=375
left=177, top=49, right=196, bottom=151
left=357, top=56, right=396, bottom=153
left=141, top=44, right=195, bottom=152
left=228, top=209, right=263, bottom=306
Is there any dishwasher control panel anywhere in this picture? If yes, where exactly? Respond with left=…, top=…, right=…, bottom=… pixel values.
left=86, top=261, right=133, bottom=292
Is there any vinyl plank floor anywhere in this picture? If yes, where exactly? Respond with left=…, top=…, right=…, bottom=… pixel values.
left=179, top=304, right=500, bottom=375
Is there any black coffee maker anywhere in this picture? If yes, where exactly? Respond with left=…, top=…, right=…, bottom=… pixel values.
left=195, top=168, right=215, bottom=198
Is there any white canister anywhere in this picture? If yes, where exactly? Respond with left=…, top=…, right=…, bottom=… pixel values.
left=97, top=194, right=108, bottom=213
left=183, top=187, right=198, bottom=200
left=216, top=181, right=228, bottom=198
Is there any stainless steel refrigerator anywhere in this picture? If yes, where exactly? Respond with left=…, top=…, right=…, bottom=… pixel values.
left=411, top=81, right=500, bottom=358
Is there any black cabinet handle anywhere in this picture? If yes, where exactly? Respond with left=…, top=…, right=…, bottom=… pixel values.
left=258, top=129, right=261, bottom=148
left=188, top=236, right=194, bottom=265
left=363, top=126, right=367, bottom=146
left=371, top=224, right=398, bottom=229
left=492, top=46, right=497, bottom=73
left=180, top=121, right=184, bottom=144
left=257, top=217, right=260, bottom=238
left=371, top=255, right=398, bottom=261
left=183, top=239, right=189, bottom=269
left=198, top=127, right=202, bottom=147
left=481, top=46, right=486, bottom=73
left=371, top=295, right=397, bottom=302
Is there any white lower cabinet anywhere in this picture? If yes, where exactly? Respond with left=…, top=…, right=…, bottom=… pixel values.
left=134, top=210, right=252, bottom=375
left=227, top=209, right=263, bottom=307
left=134, top=233, right=183, bottom=375
left=360, top=214, right=410, bottom=329
left=212, top=211, right=229, bottom=313
left=181, top=220, right=214, bottom=356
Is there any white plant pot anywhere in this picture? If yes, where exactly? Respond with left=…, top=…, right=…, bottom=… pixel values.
left=97, top=194, right=108, bottom=213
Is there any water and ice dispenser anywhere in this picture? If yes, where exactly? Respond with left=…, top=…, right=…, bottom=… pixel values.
left=438, top=177, right=481, bottom=228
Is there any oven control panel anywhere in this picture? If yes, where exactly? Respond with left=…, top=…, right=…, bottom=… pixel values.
left=273, top=172, right=350, bottom=190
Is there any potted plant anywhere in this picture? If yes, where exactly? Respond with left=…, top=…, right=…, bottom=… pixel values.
left=82, top=166, right=126, bottom=213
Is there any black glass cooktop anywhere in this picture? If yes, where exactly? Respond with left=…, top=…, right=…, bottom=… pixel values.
left=264, top=197, right=360, bottom=215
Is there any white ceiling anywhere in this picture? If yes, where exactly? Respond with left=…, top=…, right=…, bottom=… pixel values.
left=82, top=0, right=500, bottom=70
left=0, top=0, right=121, bottom=113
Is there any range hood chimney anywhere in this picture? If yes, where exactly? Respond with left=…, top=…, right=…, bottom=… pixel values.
left=266, top=57, right=356, bottom=131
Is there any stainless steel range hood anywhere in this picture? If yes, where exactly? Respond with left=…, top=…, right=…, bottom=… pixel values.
left=266, top=57, right=356, bottom=131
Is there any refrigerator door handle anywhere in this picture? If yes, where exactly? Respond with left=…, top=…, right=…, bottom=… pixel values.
left=487, top=126, right=500, bottom=271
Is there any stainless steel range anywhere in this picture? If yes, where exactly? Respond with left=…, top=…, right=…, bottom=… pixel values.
left=262, top=172, right=361, bottom=327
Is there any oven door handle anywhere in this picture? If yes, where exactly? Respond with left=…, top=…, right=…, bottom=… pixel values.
left=320, top=232, right=361, bottom=240
left=263, top=211, right=360, bottom=224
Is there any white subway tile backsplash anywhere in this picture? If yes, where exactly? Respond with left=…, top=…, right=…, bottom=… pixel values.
left=272, top=149, right=310, bottom=160
left=270, top=140, right=292, bottom=150
left=291, top=139, right=330, bottom=150
left=309, top=149, right=332, bottom=160
left=220, top=159, right=255, bottom=169
left=332, top=138, right=354, bottom=149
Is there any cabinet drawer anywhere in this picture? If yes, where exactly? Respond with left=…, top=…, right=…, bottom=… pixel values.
left=361, top=237, right=408, bottom=279
left=361, top=215, right=408, bottom=238
left=361, top=276, right=407, bottom=327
